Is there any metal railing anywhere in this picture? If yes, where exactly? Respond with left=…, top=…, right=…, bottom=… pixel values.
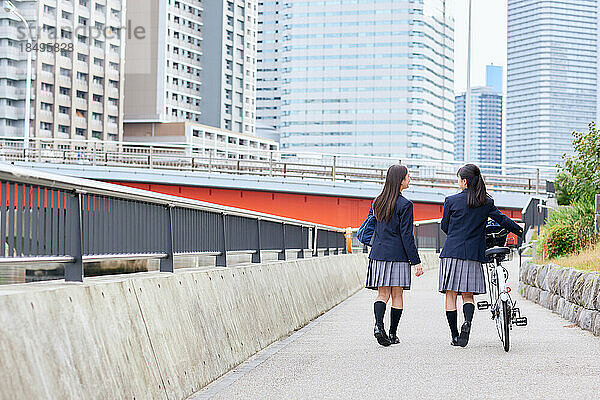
left=355, top=218, right=446, bottom=254
left=0, top=163, right=346, bottom=283
left=414, top=219, right=446, bottom=253
left=595, top=194, right=599, bottom=235
left=0, top=136, right=557, bottom=195
left=521, top=196, right=549, bottom=237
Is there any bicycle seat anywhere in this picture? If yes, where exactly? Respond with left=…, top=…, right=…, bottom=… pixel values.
left=485, top=246, right=511, bottom=257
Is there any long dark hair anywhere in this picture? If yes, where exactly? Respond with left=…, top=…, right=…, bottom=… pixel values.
left=458, top=164, right=489, bottom=208
left=373, top=164, right=408, bottom=223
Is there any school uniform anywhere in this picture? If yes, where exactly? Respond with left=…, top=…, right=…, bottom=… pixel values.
left=365, top=194, right=421, bottom=290
left=438, top=190, right=523, bottom=294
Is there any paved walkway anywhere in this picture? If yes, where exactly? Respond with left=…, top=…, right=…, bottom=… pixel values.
left=193, top=258, right=600, bottom=399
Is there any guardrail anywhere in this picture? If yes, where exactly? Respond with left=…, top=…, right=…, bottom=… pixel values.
left=0, top=136, right=557, bottom=195
left=414, top=218, right=446, bottom=253
left=0, top=163, right=346, bottom=283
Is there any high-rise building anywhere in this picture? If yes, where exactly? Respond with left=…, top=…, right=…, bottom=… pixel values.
left=0, top=0, right=126, bottom=140
left=124, top=0, right=257, bottom=136
left=454, top=86, right=502, bottom=168
left=485, top=64, right=502, bottom=94
left=124, top=0, right=203, bottom=125
left=455, top=65, right=503, bottom=168
left=506, top=0, right=600, bottom=167
left=200, top=0, right=258, bottom=135
left=256, top=0, right=454, bottom=159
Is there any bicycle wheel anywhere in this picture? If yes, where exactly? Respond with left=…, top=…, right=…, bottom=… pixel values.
left=500, top=299, right=510, bottom=352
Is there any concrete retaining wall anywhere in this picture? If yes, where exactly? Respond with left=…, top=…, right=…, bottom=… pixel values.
left=0, top=250, right=439, bottom=400
left=520, top=261, right=600, bottom=336
left=0, top=254, right=369, bottom=400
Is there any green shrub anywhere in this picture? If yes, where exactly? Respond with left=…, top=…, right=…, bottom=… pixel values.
left=540, top=224, right=578, bottom=259
left=538, top=199, right=597, bottom=259
left=557, top=122, right=600, bottom=205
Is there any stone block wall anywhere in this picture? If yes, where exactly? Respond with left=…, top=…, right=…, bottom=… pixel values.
left=520, top=261, right=600, bottom=336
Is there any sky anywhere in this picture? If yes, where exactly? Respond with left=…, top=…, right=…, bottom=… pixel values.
left=451, top=0, right=507, bottom=95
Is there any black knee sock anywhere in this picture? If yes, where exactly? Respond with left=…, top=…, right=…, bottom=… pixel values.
left=374, top=301, right=386, bottom=327
left=389, top=308, right=403, bottom=335
left=463, top=303, right=475, bottom=324
left=446, top=310, right=459, bottom=338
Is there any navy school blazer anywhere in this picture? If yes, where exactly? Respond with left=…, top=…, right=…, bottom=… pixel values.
left=440, top=190, right=524, bottom=263
left=368, top=194, right=421, bottom=265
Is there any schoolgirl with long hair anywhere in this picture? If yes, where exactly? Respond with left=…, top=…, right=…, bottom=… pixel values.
left=439, top=164, right=523, bottom=347
left=366, top=164, right=423, bottom=346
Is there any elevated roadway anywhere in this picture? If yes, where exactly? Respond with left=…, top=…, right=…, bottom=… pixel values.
left=19, top=162, right=526, bottom=227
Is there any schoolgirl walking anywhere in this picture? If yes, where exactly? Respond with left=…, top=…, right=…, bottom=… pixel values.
left=439, top=164, right=523, bottom=347
left=365, top=165, right=423, bottom=347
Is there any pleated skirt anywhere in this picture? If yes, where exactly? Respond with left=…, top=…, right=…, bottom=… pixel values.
left=365, top=259, right=411, bottom=290
left=438, top=257, right=486, bottom=294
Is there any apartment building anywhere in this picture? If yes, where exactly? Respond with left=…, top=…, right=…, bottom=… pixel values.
left=0, top=0, right=126, bottom=140
left=201, top=0, right=258, bottom=135
left=124, top=0, right=258, bottom=136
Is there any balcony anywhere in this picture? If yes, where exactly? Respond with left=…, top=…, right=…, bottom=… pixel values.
left=0, top=106, right=24, bottom=119
left=75, top=60, right=88, bottom=71
left=56, top=113, right=70, bottom=125
left=90, top=46, right=105, bottom=58
left=57, top=94, right=71, bottom=106
left=74, top=78, right=88, bottom=91
left=76, top=4, right=90, bottom=18
left=0, top=66, right=26, bottom=80
left=91, top=83, right=104, bottom=94
left=74, top=116, right=87, bottom=128
left=168, top=83, right=200, bottom=97
left=38, top=91, right=54, bottom=103
left=106, top=122, right=119, bottom=134
left=0, top=87, right=25, bottom=99
left=58, top=75, right=72, bottom=87
left=38, top=109, right=54, bottom=122
left=91, top=63, right=104, bottom=75
left=61, top=0, right=74, bottom=12
left=107, top=86, right=120, bottom=98
left=107, top=104, right=119, bottom=115
left=0, top=26, right=20, bottom=40
left=0, top=126, right=22, bottom=136
left=90, top=102, right=104, bottom=113
left=2, top=46, right=23, bottom=60
left=91, top=119, right=103, bottom=132
left=74, top=97, right=88, bottom=109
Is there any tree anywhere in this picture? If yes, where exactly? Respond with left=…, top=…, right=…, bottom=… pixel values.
left=555, top=122, right=600, bottom=205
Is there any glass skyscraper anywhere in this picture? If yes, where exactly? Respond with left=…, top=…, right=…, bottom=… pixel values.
left=454, top=87, right=503, bottom=168
left=486, top=65, right=503, bottom=95
left=257, top=0, right=454, bottom=159
left=506, top=0, right=600, bottom=167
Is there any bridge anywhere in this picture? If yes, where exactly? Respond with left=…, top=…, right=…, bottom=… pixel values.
left=0, top=137, right=553, bottom=227
left=0, top=150, right=582, bottom=400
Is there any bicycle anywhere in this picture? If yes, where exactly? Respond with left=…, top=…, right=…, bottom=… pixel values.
left=477, top=222, right=528, bottom=352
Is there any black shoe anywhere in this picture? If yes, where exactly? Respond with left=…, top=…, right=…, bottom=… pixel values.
left=450, top=336, right=459, bottom=346
left=389, top=332, right=400, bottom=345
left=457, top=322, right=471, bottom=347
left=374, top=324, right=391, bottom=346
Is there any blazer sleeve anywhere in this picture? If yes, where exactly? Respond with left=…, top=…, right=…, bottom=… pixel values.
left=440, top=197, right=450, bottom=234
left=398, top=202, right=421, bottom=265
left=488, top=199, right=524, bottom=237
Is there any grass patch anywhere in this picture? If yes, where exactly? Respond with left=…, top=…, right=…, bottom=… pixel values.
left=536, top=242, right=600, bottom=272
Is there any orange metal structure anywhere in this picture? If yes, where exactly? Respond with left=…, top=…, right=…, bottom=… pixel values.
left=109, top=182, right=522, bottom=229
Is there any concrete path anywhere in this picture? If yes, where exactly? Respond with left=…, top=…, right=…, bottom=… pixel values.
left=193, top=258, right=600, bottom=399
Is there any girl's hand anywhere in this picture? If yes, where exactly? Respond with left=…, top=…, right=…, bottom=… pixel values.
left=415, top=264, right=424, bottom=277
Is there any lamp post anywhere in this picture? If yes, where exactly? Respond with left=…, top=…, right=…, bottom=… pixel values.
left=3, top=1, right=32, bottom=150
left=465, top=0, right=472, bottom=162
